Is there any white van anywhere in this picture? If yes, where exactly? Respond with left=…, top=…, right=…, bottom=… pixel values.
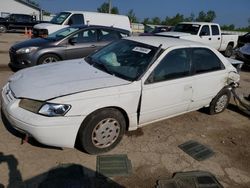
left=33, top=11, right=132, bottom=37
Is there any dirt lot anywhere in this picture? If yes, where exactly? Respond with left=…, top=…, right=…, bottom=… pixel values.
left=0, top=33, right=250, bottom=188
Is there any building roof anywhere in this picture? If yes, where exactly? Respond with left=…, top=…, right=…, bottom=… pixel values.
left=15, top=0, right=40, bottom=11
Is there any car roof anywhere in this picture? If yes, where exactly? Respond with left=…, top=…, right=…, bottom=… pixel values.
left=126, top=36, right=207, bottom=49
left=69, top=24, right=130, bottom=34
left=179, top=22, right=219, bottom=25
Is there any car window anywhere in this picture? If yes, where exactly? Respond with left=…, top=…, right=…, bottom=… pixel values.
left=211, top=25, right=220, bottom=35
left=173, top=24, right=201, bottom=35
left=200, top=25, right=210, bottom=36
left=71, top=29, right=97, bottom=43
left=147, top=49, right=190, bottom=83
left=47, top=27, right=79, bottom=41
left=192, top=48, right=225, bottom=74
left=68, top=14, right=84, bottom=25
left=86, top=39, right=158, bottom=81
left=99, top=29, right=121, bottom=41
left=50, top=12, right=71, bottom=25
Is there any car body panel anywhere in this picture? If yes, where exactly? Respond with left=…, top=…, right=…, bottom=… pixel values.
left=2, top=36, right=239, bottom=149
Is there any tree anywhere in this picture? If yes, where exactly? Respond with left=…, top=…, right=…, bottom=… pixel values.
left=162, top=14, right=184, bottom=26
left=143, top=18, right=150, bottom=25
left=221, top=24, right=235, bottom=31
left=185, top=13, right=195, bottom=22
left=127, top=9, right=138, bottom=23
left=97, top=2, right=119, bottom=14
left=151, top=17, right=161, bottom=25
left=196, top=10, right=216, bottom=22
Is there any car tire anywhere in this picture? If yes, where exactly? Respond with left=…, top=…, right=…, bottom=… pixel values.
left=38, top=54, right=60, bottom=65
left=78, top=108, right=126, bottom=154
left=0, top=25, right=7, bottom=33
left=224, top=44, right=233, bottom=57
left=209, top=88, right=231, bottom=115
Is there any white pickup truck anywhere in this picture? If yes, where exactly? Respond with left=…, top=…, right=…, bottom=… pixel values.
left=157, top=22, right=238, bottom=57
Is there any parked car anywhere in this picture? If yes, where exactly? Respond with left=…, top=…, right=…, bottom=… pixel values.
left=237, top=32, right=250, bottom=47
left=0, top=14, right=46, bottom=33
left=156, top=22, right=239, bottom=57
left=2, top=36, right=240, bottom=154
left=140, top=25, right=172, bottom=36
left=9, top=25, right=130, bottom=70
left=33, top=11, right=132, bottom=37
left=235, top=43, right=250, bottom=67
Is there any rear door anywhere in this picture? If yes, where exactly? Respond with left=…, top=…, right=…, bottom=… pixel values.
left=65, top=29, right=99, bottom=59
left=189, top=48, right=228, bottom=110
left=210, top=25, right=221, bottom=49
left=139, top=48, right=193, bottom=125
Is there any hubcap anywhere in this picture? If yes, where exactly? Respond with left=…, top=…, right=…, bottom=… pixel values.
left=92, top=118, right=120, bottom=148
left=215, top=95, right=228, bottom=113
left=42, top=57, right=58, bottom=64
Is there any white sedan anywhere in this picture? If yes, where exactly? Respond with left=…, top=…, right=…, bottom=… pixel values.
left=1, top=36, right=239, bottom=154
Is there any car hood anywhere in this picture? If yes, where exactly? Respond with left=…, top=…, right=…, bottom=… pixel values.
left=9, top=59, right=131, bottom=101
left=11, top=38, right=51, bottom=50
left=156, top=31, right=192, bottom=38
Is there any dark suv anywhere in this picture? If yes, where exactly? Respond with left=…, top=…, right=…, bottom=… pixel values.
left=9, top=25, right=130, bottom=70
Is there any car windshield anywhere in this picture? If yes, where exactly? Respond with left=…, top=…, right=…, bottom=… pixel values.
left=50, top=12, right=71, bottom=25
left=46, top=27, right=79, bottom=41
left=85, top=39, right=158, bottom=81
left=173, top=24, right=201, bottom=35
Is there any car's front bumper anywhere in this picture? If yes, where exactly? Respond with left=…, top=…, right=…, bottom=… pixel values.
left=1, top=83, right=84, bottom=148
left=9, top=48, right=37, bottom=69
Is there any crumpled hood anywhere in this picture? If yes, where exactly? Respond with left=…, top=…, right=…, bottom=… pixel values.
left=156, top=31, right=192, bottom=38
left=9, top=59, right=130, bottom=101
left=34, top=23, right=68, bottom=34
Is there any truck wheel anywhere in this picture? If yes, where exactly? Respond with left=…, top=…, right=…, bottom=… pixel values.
left=38, top=54, right=60, bottom=65
left=0, top=25, right=7, bottom=33
left=224, top=44, right=233, bottom=57
left=209, top=88, right=231, bottom=115
left=77, top=108, right=126, bottom=154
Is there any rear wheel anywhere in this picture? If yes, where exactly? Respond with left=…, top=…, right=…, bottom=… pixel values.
left=0, top=25, right=7, bottom=33
left=224, top=44, right=233, bottom=57
left=38, top=54, right=60, bottom=65
left=77, top=108, right=126, bottom=154
left=209, top=88, right=231, bottom=115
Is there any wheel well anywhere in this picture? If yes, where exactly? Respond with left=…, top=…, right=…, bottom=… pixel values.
left=74, top=107, right=130, bottom=147
left=228, top=42, right=234, bottom=47
left=38, top=53, right=62, bottom=64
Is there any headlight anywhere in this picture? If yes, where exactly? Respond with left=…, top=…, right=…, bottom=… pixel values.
left=16, top=47, right=38, bottom=54
left=39, top=103, right=71, bottom=117
left=19, top=99, right=71, bottom=117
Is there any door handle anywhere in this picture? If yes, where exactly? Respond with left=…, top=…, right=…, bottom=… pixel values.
left=218, top=37, right=220, bottom=40
left=209, top=38, right=211, bottom=40
left=90, top=45, right=96, bottom=48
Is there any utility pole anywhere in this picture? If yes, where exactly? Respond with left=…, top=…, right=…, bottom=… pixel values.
left=108, top=0, right=112, bottom=14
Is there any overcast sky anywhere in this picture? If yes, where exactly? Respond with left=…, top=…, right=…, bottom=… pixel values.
left=37, top=0, right=250, bottom=27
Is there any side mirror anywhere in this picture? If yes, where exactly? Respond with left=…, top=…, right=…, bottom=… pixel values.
left=68, top=38, right=77, bottom=45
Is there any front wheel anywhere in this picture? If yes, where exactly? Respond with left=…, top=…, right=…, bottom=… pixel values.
left=0, top=25, right=7, bottom=33
left=38, top=54, right=60, bottom=65
left=209, top=88, right=231, bottom=115
left=77, top=108, right=126, bottom=154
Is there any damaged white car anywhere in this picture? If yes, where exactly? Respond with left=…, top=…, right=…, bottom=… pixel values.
left=1, top=36, right=240, bottom=154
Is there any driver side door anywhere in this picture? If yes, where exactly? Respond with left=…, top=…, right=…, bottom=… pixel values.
left=65, top=29, right=99, bottom=59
